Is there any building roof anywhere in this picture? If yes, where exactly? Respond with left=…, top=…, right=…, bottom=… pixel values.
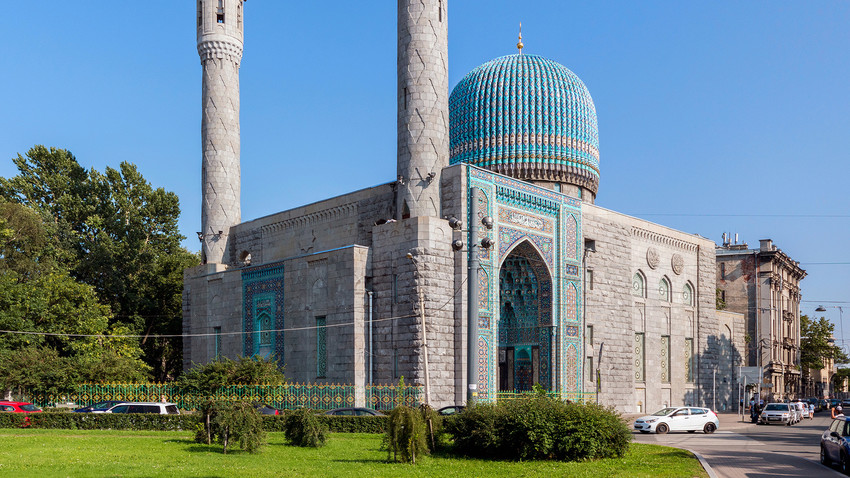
left=449, top=54, right=599, bottom=195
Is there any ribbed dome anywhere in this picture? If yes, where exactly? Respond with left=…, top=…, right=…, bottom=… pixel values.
left=449, top=54, right=599, bottom=196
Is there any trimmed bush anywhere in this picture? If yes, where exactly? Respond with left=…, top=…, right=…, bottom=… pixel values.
left=263, top=414, right=387, bottom=434
left=0, top=413, right=28, bottom=428
left=283, top=408, right=328, bottom=447
left=445, top=397, right=631, bottom=461
left=23, top=412, right=198, bottom=431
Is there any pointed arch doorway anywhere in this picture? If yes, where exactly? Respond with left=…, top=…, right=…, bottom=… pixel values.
left=497, top=240, right=554, bottom=392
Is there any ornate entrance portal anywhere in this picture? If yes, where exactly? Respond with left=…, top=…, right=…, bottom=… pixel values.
left=497, top=241, right=553, bottom=392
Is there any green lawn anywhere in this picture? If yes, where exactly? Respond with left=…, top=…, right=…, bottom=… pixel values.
left=0, top=429, right=707, bottom=477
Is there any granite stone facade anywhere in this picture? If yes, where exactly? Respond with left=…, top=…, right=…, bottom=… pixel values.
left=184, top=0, right=744, bottom=413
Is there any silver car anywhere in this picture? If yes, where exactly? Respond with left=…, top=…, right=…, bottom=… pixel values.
left=759, top=402, right=793, bottom=425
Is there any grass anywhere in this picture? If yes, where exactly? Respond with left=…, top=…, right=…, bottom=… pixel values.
left=0, top=429, right=707, bottom=477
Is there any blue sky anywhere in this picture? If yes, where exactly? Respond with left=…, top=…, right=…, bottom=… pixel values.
left=2, top=2, right=849, bottom=341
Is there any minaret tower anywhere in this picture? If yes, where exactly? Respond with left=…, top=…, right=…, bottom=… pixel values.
left=397, top=0, right=449, bottom=219
left=197, top=0, right=244, bottom=264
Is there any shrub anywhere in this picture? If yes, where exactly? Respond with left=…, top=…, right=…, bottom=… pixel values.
left=283, top=408, right=328, bottom=447
left=384, top=405, right=428, bottom=464
left=23, top=412, right=197, bottom=431
left=445, top=397, right=631, bottom=461
left=555, top=401, right=631, bottom=460
left=209, top=401, right=266, bottom=454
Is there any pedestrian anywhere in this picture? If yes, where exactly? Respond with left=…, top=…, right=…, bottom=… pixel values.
left=809, top=403, right=814, bottom=419
left=832, top=403, right=844, bottom=419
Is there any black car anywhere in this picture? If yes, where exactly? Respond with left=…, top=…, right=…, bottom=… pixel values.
left=73, top=400, right=125, bottom=413
left=325, top=407, right=385, bottom=416
left=253, top=403, right=280, bottom=415
left=437, top=405, right=465, bottom=416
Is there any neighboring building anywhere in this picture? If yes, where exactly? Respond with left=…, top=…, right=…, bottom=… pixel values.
left=716, top=238, right=807, bottom=400
left=714, top=309, right=746, bottom=411
left=184, top=1, right=728, bottom=413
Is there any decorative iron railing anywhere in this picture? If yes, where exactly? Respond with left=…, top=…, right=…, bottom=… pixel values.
left=26, top=383, right=422, bottom=411
left=496, top=390, right=598, bottom=403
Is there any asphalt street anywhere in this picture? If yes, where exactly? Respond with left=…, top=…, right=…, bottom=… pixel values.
left=631, top=411, right=845, bottom=477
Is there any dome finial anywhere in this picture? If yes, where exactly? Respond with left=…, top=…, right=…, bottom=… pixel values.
left=517, top=22, right=524, bottom=54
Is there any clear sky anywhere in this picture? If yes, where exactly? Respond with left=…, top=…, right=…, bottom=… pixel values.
left=2, top=2, right=849, bottom=342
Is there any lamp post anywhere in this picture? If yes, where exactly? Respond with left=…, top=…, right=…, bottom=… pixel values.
left=448, top=187, right=494, bottom=405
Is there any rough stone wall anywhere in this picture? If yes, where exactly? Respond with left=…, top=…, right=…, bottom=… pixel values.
left=715, top=309, right=747, bottom=411
left=582, top=204, right=716, bottom=413
left=281, top=246, right=368, bottom=390
left=716, top=252, right=758, bottom=365
left=198, top=0, right=244, bottom=264
left=228, top=183, right=394, bottom=266
left=371, top=216, right=456, bottom=407
left=440, top=164, right=467, bottom=405
left=397, top=0, right=449, bottom=218
left=182, top=263, right=243, bottom=369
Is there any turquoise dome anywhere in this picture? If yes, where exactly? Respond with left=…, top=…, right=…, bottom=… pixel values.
left=449, top=54, right=599, bottom=195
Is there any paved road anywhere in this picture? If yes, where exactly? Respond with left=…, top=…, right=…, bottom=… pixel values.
left=631, top=411, right=845, bottom=477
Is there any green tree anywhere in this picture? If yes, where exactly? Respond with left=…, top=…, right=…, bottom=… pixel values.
left=801, top=315, right=848, bottom=371
left=0, top=146, right=200, bottom=380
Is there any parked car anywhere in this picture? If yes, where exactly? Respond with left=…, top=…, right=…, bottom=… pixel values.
left=324, top=407, right=385, bottom=417
left=437, top=405, right=465, bottom=416
left=758, top=403, right=793, bottom=425
left=0, top=401, right=42, bottom=413
left=633, top=407, right=718, bottom=434
left=100, top=402, right=180, bottom=414
left=821, top=416, right=850, bottom=473
left=791, top=401, right=807, bottom=422
left=253, top=403, right=280, bottom=415
left=73, top=400, right=125, bottom=413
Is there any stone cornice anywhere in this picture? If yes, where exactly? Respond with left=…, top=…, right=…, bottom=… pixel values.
left=260, top=203, right=358, bottom=234
left=198, top=39, right=243, bottom=63
left=631, top=226, right=698, bottom=252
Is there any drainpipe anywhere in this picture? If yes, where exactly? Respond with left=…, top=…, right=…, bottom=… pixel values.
left=368, top=290, right=373, bottom=388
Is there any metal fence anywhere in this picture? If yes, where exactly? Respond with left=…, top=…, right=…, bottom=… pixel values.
left=496, top=390, right=598, bottom=403
left=27, top=383, right=422, bottom=411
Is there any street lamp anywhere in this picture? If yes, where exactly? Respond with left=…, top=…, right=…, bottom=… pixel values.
left=447, top=186, right=495, bottom=405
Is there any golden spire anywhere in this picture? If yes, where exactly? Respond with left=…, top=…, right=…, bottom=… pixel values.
left=517, top=22, right=524, bottom=54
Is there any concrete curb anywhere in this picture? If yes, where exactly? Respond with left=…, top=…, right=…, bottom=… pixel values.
left=685, top=448, right=718, bottom=478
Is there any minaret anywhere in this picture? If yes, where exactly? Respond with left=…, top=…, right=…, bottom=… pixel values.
left=197, top=0, right=244, bottom=264
left=397, top=0, right=449, bottom=219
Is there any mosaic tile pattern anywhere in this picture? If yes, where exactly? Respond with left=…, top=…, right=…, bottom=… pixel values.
left=242, top=262, right=285, bottom=361
left=498, top=226, right=554, bottom=267
left=451, top=54, right=600, bottom=195
left=467, top=165, right=583, bottom=401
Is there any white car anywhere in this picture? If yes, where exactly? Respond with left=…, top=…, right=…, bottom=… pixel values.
left=634, top=407, right=719, bottom=434
left=795, top=401, right=811, bottom=420
left=759, top=402, right=793, bottom=425
left=95, top=402, right=180, bottom=414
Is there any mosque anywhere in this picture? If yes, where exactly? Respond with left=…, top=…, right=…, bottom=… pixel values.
left=184, top=0, right=732, bottom=413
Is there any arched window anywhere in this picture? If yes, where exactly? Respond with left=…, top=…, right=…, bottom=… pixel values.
left=237, top=2, right=243, bottom=31
left=659, top=277, right=671, bottom=302
left=198, top=1, right=203, bottom=32
left=632, top=271, right=646, bottom=298
left=217, top=0, right=225, bottom=23
left=682, top=282, right=694, bottom=306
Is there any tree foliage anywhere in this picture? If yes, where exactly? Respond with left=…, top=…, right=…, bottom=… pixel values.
left=283, top=407, right=328, bottom=447
left=0, top=145, right=199, bottom=381
left=801, top=314, right=848, bottom=372
left=197, top=401, right=266, bottom=454
left=178, top=356, right=287, bottom=393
